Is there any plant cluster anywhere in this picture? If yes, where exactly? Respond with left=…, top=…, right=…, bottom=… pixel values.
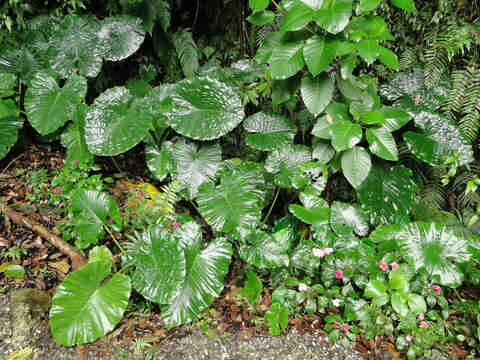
left=0, top=0, right=479, bottom=359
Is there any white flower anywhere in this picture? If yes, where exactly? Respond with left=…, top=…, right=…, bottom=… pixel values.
left=298, top=283, right=308, bottom=291
left=324, top=247, right=334, bottom=255
left=332, top=298, right=341, bottom=307
left=312, top=247, right=326, bottom=258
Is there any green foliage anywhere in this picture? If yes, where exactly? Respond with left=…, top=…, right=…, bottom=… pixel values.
left=264, top=303, right=288, bottom=336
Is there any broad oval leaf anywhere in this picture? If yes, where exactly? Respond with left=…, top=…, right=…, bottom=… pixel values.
left=161, top=237, right=232, bottom=326
left=280, top=2, right=314, bottom=32
left=312, top=141, right=335, bottom=163
left=358, top=39, right=381, bottom=64
left=357, top=0, right=383, bottom=13
left=390, top=0, right=415, bottom=11
left=289, top=187, right=330, bottom=225
left=85, top=86, right=153, bottom=155
left=49, top=261, right=131, bottom=346
left=303, top=35, right=339, bottom=77
left=99, top=16, right=145, bottom=61
left=366, top=127, right=398, bottom=161
left=247, top=10, right=276, bottom=25
left=330, top=201, right=369, bottom=237
left=301, top=74, right=334, bottom=117
left=269, top=38, right=305, bottom=80
left=341, top=146, right=371, bottom=188
left=126, top=227, right=186, bottom=304
left=315, top=0, right=352, bottom=34
left=171, top=137, right=222, bottom=198
left=25, top=71, right=87, bottom=135
left=265, top=144, right=312, bottom=188
left=395, top=222, right=471, bottom=286
left=243, top=112, right=297, bottom=150
left=249, top=0, right=270, bottom=12
left=197, top=174, right=262, bottom=238
left=331, top=121, right=362, bottom=151
left=239, top=229, right=290, bottom=268
left=165, top=78, right=244, bottom=140
left=379, top=106, right=411, bottom=132
left=358, top=165, right=419, bottom=226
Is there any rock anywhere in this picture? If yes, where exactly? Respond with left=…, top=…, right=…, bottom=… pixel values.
left=10, top=289, right=51, bottom=348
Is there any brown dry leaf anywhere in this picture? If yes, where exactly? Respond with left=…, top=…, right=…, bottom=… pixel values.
left=386, top=342, right=403, bottom=360
left=290, top=317, right=304, bottom=333
left=49, top=259, right=70, bottom=273
left=446, top=343, right=469, bottom=358
left=49, top=252, right=63, bottom=260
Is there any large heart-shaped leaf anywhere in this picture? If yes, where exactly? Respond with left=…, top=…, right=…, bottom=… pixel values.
left=70, top=189, right=122, bottom=248
left=395, top=222, right=471, bottom=285
left=171, top=137, right=222, bottom=198
left=301, top=74, right=334, bottom=117
left=243, top=112, right=297, bottom=151
left=165, top=78, right=244, bottom=140
left=330, top=201, right=369, bottom=237
left=60, top=104, right=94, bottom=164
left=25, top=71, right=87, bottom=135
left=366, top=127, right=398, bottom=161
left=0, top=115, right=23, bottom=160
left=161, top=237, right=232, bottom=326
left=289, top=187, right=330, bottom=225
left=341, top=146, right=371, bottom=188
left=126, top=227, right=186, bottom=304
left=239, top=229, right=290, bottom=268
left=265, top=144, right=312, bottom=188
left=98, top=16, right=145, bottom=61
left=269, top=37, right=305, bottom=80
left=46, top=15, right=103, bottom=78
left=280, top=2, right=314, bottom=32
left=357, top=165, right=419, bottom=226
left=85, top=86, right=153, bottom=155
left=403, top=111, right=473, bottom=166
left=0, top=46, right=44, bottom=84
left=303, top=35, right=339, bottom=77
left=315, top=0, right=352, bottom=34
left=197, top=174, right=262, bottom=238
left=0, top=73, right=16, bottom=98
left=49, top=261, right=131, bottom=346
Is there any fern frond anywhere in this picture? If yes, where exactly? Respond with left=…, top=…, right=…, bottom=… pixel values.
left=424, top=47, right=447, bottom=88
left=399, top=48, right=417, bottom=71
left=171, top=28, right=199, bottom=78
left=151, top=180, right=182, bottom=220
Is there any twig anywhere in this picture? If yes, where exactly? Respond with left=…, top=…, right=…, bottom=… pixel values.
left=0, top=153, right=24, bottom=176
left=0, top=198, right=87, bottom=270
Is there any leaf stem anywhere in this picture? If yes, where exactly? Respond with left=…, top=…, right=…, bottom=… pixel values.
left=261, top=187, right=280, bottom=227
left=104, top=225, right=126, bottom=254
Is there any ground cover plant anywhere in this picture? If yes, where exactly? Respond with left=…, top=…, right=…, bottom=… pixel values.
left=0, top=0, right=479, bottom=359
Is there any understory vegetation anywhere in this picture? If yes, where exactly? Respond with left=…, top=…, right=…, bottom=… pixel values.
left=0, top=0, right=479, bottom=359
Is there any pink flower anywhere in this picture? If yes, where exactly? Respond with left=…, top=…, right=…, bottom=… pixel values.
left=172, top=221, right=180, bottom=228
left=298, top=283, right=308, bottom=291
left=53, top=187, right=60, bottom=194
left=332, top=321, right=340, bottom=329
left=139, top=192, right=145, bottom=198
left=342, top=325, right=350, bottom=332
left=390, top=261, right=399, bottom=270
left=324, top=247, right=334, bottom=255
left=379, top=261, right=388, bottom=271
left=418, top=313, right=425, bottom=321
left=406, top=335, right=413, bottom=342
left=432, top=285, right=441, bottom=296
left=312, top=247, right=326, bottom=258
left=335, top=269, right=343, bottom=280
left=419, top=321, right=429, bottom=329
left=72, top=160, right=79, bottom=165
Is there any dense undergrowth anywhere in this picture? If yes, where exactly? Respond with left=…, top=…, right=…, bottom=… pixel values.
left=0, top=0, right=479, bottom=359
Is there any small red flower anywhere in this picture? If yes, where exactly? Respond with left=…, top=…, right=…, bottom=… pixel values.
left=432, top=285, right=441, bottom=296
left=139, top=192, right=145, bottom=198
left=342, top=325, right=350, bottom=332
left=172, top=221, right=180, bottom=228
left=72, top=160, right=79, bottom=165
left=335, top=269, right=343, bottom=280
left=53, top=187, right=60, bottom=194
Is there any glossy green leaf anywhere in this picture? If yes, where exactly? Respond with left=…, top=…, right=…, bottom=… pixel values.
left=300, top=0, right=324, bottom=10
left=49, top=261, right=131, bottom=346
left=171, top=138, right=221, bottom=198
left=391, top=293, right=408, bottom=317
left=269, top=38, right=305, bottom=80
left=357, top=0, right=383, bottom=13
left=389, top=269, right=409, bottom=292
left=358, top=40, right=381, bottom=64
left=0, top=73, right=16, bottom=98
left=0, top=46, right=43, bottom=84
left=357, top=165, right=418, bottom=226
left=280, top=2, right=314, bottom=32
left=197, top=174, right=262, bottom=238
left=378, top=46, right=399, bottom=69
left=249, top=0, right=270, bottom=12
left=364, top=279, right=387, bottom=298
left=407, top=294, right=426, bottom=314
left=289, top=187, right=329, bottom=225
left=0, top=115, right=22, bottom=161
left=312, top=141, right=335, bottom=163
left=379, top=106, right=411, bottom=132
left=331, top=121, right=362, bottom=151
left=292, top=162, right=328, bottom=194
left=25, top=71, right=87, bottom=135
left=85, top=86, right=153, bottom=156
left=88, top=246, right=113, bottom=265
left=265, top=144, right=312, bottom=188
left=265, top=303, right=288, bottom=335
left=60, top=104, right=94, bottom=164
left=98, top=16, right=145, bottom=61
left=1, top=264, right=25, bottom=278
left=161, top=237, right=232, bottom=326
left=165, top=78, right=244, bottom=140
left=70, top=189, right=122, bottom=248
left=243, top=112, right=297, bottom=151
left=366, top=127, right=398, bottom=161
left=311, top=103, right=350, bottom=139
left=272, top=75, right=301, bottom=106
left=341, top=146, right=371, bottom=188
left=390, top=0, right=415, bottom=11
left=330, top=201, right=369, bottom=237
left=301, top=74, right=334, bottom=117
left=315, top=0, right=352, bottom=34
left=127, top=227, right=186, bottom=304
left=255, top=33, right=283, bottom=64
left=362, top=111, right=385, bottom=125
left=145, top=140, right=174, bottom=182
left=239, top=229, right=290, bottom=269
left=303, top=35, right=339, bottom=77
left=46, top=15, right=102, bottom=78
left=240, top=270, right=263, bottom=304
left=396, top=222, right=471, bottom=286
left=247, top=10, right=275, bottom=25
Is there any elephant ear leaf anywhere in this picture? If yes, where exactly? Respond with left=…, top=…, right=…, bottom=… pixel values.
left=60, top=104, right=93, bottom=164
left=0, top=73, right=16, bottom=98
left=85, top=86, right=153, bottom=155
left=165, top=78, right=244, bottom=140
left=161, top=237, right=232, bottom=326
left=243, top=112, right=297, bottom=151
left=0, top=115, right=23, bottom=161
left=25, top=70, right=87, bottom=135
left=99, top=15, right=145, bottom=61
left=265, top=144, right=312, bottom=188
left=239, top=229, right=291, bottom=269
left=70, top=189, right=122, bottom=248
left=395, top=222, right=471, bottom=286
left=49, top=261, right=131, bottom=346
left=46, top=15, right=103, bottom=78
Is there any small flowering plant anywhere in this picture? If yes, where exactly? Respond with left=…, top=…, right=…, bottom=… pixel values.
left=323, top=314, right=360, bottom=348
